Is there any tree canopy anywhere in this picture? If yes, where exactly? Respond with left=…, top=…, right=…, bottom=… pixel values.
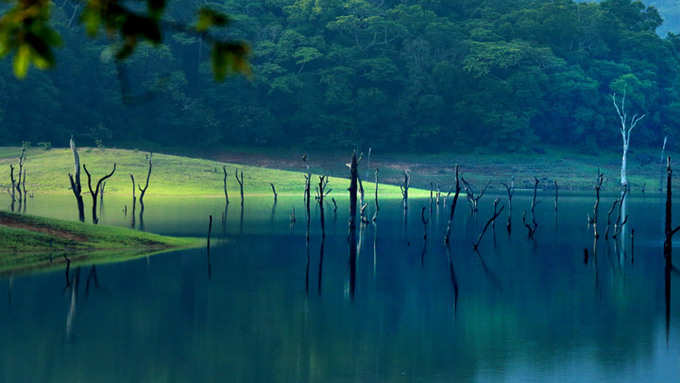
left=1, top=0, right=679, bottom=153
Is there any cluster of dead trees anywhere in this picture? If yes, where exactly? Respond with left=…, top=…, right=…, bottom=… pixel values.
left=220, top=166, right=245, bottom=207
left=67, top=138, right=152, bottom=225
left=407, top=165, right=548, bottom=251
left=7, top=147, right=28, bottom=212
left=587, top=169, right=631, bottom=254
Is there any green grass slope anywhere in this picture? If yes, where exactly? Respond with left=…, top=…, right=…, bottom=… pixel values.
left=0, top=147, right=424, bottom=197
left=0, top=212, right=202, bottom=274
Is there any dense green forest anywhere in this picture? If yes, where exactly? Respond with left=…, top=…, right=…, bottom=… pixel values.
left=2, top=0, right=680, bottom=152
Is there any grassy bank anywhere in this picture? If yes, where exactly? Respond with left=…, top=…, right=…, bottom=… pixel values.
left=207, top=145, right=672, bottom=193
left=1, top=145, right=668, bottom=197
left=0, top=147, right=424, bottom=197
left=0, top=212, right=202, bottom=274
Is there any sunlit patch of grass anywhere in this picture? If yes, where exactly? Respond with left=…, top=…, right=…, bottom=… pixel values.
left=0, top=147, right=428, bottom=198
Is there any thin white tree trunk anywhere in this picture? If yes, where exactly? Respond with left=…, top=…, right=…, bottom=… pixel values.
left=621, top=143, right=628, bottom=187
left=620, top=141, right=628, bottom=251
left=612, top=89, right=645, bottom=257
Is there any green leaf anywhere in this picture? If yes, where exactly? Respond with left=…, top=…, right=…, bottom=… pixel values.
left=197, top=8, right=229, bottom=32
left=211, top=42, right=250, bottom=81
left=13, top=44, right=30, bottom=79
left=82, top=7, right=101, bottom=36
left=211, top=43, right=228, bottom=81
left=0, top=41, right=10, bottom=58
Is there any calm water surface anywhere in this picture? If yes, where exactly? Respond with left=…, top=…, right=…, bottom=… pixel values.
left=1, top=192, right=679, bottom=382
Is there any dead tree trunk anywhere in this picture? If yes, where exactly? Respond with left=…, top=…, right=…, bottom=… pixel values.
left=660, top=136, right=669, bottom=192
left=270, top=183, right=278, bottom=204
left=444, top=165, right=461, bottom=245
left=610, top=186, right=629, bottom=240
left=303, top=154, right=310, bottom=204
left=612, top=88, right=645, bottom=190
left=612, top=213, right=628, bottom=240
left=590, top=170, right=604, bottom=240
left=222, top=166, right=229, bottom=205
left=83, top=163, right=117, bottom=224
left=129, top=174, right=136, bottom=226
left=474, top=199, right=505, bottom=251
left=303, top=173, right=311, bottom=242
left=501, top=178, right=515, bottom=234
left=604, top=199, right=619, bottom=240
left=492, top=198, right=499, bottom=232
left=138, top=153, right=152, bottom=212
left=374, top=168, right=379, bottom=213
left=664, top=156, right=679, bottom=266
left=358, top=174, right=365, bottom=208
left=304, top=174, right=311, bottom=210
left=461, top=177, right=490, bottom=214
left=400, top=170, right=410, bottom=211
left=317, top=176, right=329, bottom=237
left=21, top=168, right=27, bottom=208
left=68, top=138, right=85, bottom=222
left=664, top=156, right=677, bottom=341
left=9, top=164, right=16, bottom=210
left=522, top=177, right=539, bottom=239
left=360, top=203, right=369, bottom=225
left=235, top=169, right=244, bottom=207
left=348, top=151, right=359, bottom=300
left=16, top=147, right=24, bottom=201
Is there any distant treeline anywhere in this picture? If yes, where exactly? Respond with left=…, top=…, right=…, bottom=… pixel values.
left=2, top=0, right=680, bottom=152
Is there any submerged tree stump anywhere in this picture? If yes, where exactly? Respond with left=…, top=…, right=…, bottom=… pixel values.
left=222, top=166, right=229, bottom=205
left=270, top=183, right=278, bottom=204
left=522, top=177, right=539, bottom=239
left=348, top=151, right=359, bottom=300
left=461, top=177, right=490, bottom=214
left=444, top=165, right=461, bottom=245
left=473, top=199, right=505, bottom=251
left=501, top=178, right=515, bottom=234
left=590, top=170, right=604, bottom=240
left=9, top=164, right=16, bottom=211
left=235, top=169, right=244, bottom=207
left=317, top=176, right=329, bottom=237
left=664, top=157, right=679, bottom=264
left=400, top=170, right=410, bottom=211
left=374, top=168, right=379, bottom=213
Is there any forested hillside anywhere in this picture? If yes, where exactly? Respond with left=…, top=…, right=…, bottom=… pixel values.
left=2, top=0, right=680, bottom=153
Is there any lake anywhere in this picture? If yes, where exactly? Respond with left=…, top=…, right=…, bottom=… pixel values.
left=1, top=192, right=679, bottom=382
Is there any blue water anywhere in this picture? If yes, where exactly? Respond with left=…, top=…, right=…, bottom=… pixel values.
left=1, top=193, right=679, bottom=382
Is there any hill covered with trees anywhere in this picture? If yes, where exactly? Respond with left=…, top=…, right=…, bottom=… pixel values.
left=2, top=0, right=680, bottom=153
